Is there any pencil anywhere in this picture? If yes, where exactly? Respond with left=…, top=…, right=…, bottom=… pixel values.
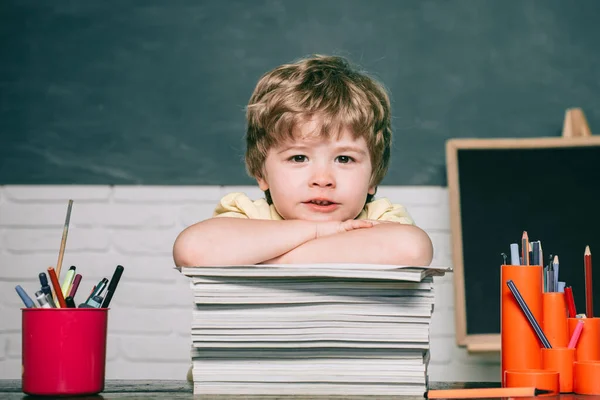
left=507, top=279, right=552, bottom=348
left=55, top=199, right=73, bottom=280
left=522, top=231, right=529, bottom=265
left=565, top=286, right=577, bottom=318
left=532, top=241, right=540, bottom=266
left=585, top=245, right=593, bottom=318
left=47, top=266, right=67, bottom=308
left=553, top=255, right=559, bottom=293
left=568, top=319, right=584, bottom=349
left=426, top=386, right=552, bottom=399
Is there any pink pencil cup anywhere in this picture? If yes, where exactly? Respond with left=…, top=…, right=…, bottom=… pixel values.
left=22, top=308, right=108, bottom=396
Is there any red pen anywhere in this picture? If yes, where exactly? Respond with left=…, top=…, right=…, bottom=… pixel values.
left=47, top=267, right=67, bottom=308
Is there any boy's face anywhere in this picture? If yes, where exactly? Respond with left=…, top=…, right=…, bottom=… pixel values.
left=257, top=119, right=376, bottom=222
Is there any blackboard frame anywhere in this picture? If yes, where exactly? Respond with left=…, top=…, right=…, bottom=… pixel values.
left=446, top=134, right=600, bottom=352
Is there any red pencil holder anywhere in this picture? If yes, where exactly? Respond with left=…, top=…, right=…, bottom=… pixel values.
left=22, top=308, right=108, bottom=396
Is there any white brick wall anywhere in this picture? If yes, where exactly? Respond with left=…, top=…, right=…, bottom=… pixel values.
left=0, top=185, right=500, bottom=381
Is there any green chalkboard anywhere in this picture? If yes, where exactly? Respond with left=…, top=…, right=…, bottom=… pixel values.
left=1, top=0, right=599, bottom=185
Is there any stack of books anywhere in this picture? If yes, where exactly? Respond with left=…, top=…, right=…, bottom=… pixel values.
left=179, top=264, right=450, bottom=396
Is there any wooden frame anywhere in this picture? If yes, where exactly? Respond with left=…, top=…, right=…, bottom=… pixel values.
left=445, top=108, right=596, bottom=352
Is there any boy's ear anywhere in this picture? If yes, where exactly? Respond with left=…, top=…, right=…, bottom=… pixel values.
left=368, top=186, right=376, bottom=195
left=257, top=176, right=269, bottom=191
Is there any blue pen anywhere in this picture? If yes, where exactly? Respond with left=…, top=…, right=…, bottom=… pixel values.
left=15, top=285, right=36, bottom=308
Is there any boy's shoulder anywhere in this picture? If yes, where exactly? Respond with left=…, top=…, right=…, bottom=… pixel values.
left=213, top=192, right=282, bottom=220
left=212, top=192, right=414, bottom=225
left=359, top=197, right=415, bottom=225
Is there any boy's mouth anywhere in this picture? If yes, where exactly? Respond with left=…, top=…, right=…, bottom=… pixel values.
left=305, top=199, right=337, bottom=206
left=303, top=199, right=340, bottom=212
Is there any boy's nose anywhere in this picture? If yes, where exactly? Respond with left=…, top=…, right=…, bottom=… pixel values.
left=310, top=167, right=335, bottom=188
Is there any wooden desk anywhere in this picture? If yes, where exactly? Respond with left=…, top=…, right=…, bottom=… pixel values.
left=0, top=380, right=506, bottom=399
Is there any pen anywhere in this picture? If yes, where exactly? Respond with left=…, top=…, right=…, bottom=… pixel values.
left=44, top=293, right=56, bottom=308
left=68, top=274, right=82, bottom=298
left=47, top=267, right=67, bottom=308
left=101, top=265, right=124, bottom=308
left=85, top=295, right=103, bottom=308
left=61, top=266, right=76, bottom=297
left=65, top=296, right=76, bottom=308
left=35, top=290, right=52, bottom=308
left=507, top=279, right=551, bottom=348
left=39, top=272, right=52, bottom=296
left=15, top=285, right=36, bottom=308
left=86, top=278, right=108, bottom=303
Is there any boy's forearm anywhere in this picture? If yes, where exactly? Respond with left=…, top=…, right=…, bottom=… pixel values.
left=263, top=224, right=433, bottom=266
left=173, top=218, right=318, bottom=266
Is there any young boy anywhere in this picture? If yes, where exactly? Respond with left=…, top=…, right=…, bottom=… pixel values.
left=173, top=55, right=433, bottom=267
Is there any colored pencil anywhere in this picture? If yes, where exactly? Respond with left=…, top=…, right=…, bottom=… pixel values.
left=47, top=266, right=67, bottom=308
left=565, top=286, right=577, bottom=318
left=427, top=386, right=552, bottom=399
left=553, top=255, right=559, bottom=292
left=521, top=231, right=529, bottom=265
left=585, top=246, right=593, bottom=318
left=507, top=279, right=552, bottom=348
left=532, top=241, right=540, bottom=266
left=547, top=263, right=555, bottom=292
left=568, top=320, right=584, bottom=349
left=55, top=199, right=73, bottom=280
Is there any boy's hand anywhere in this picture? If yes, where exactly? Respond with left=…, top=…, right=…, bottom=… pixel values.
left=315, top=219, right=375, bottom=238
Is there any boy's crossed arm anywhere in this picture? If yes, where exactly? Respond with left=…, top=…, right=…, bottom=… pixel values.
left=173, top=218, right=433, bottom=267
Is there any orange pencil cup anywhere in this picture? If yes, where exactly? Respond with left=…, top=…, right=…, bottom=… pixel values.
left=568, top=317, right=600, bottom=361
left=504, top=369, right=559, bottom=394
left=501, top=265, right=543, bottom=385
left=541, top=347, right=575, bottom=393
left=22, top=308, right=108, bottom=396
left=573, top=361, right=600, bottom=394
left=542, top=292, right=569, bottom=347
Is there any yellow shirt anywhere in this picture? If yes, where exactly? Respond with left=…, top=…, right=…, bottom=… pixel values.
left=213, top=192, right=415, bottom=225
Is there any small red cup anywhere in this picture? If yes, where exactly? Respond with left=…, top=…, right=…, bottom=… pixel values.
left=22, top=308, right=108, bottom=396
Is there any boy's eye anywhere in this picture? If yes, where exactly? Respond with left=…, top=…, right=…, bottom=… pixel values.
left=289, top=155, right=307, bottom=163
left=336, top=155, right=353, bottom=164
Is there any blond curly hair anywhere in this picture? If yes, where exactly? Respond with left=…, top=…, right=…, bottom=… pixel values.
left=245, top=55, right=392, bottom=190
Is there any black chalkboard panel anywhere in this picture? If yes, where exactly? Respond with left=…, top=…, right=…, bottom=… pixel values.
left=448, top=138, right=600, bottom=346
left=1, top=1, right=600, bottom=185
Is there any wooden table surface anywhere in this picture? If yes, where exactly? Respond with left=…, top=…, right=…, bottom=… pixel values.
left=4, top=379, right=596, bottom=399
left=0, top=380, right=522, bottom=399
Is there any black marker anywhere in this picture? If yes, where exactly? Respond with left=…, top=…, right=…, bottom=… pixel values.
left=65, top=296, right=76, bottom=308
left=101, top=265, right=124, bottom=308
